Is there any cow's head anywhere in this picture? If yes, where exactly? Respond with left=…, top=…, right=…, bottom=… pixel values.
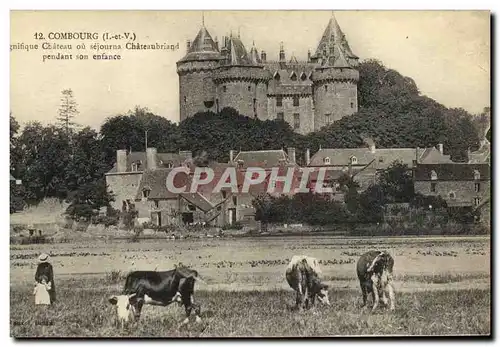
left=367, top=251, right=392, bottom=275
left=312, top=278, right=331, bottom=306
left=108, top=293, right=141, bottom=326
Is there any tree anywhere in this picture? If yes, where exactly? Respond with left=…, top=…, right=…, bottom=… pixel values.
left=56, top=89, right=79, bottom=137
left=252, top=193, right=273, bottom=233
left=377, top=161, right=414, bottom=203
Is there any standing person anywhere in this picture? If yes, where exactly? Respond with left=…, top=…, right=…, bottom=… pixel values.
left=35, top=253, right=56, bottom=304
left=33, top=275, right=51, bottom=305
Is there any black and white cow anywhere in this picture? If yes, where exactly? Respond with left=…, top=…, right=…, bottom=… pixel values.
left=108, top=266, right=204, bottom=327
left=285, top=255, right=330, bottom=310
left=356, top=250, right=395, bottom=312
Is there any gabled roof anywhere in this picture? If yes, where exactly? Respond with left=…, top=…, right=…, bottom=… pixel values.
left=181, top=192, right=214, bottom=212
left=418, top=147, right=453, bottom=164
left=414, top=163, right=491, bottom=181
left=134, top=169, right=190, bottom=200
left=179, top=26, right=222, bottom=63
left=107, top=151, right=187, bottom=174
left=232, top=149, right=296, bottom=169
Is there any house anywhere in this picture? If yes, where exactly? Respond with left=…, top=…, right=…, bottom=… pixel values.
left=413, top=163, right=491, bottom=209
left=306, top=142, right=454, bottom=191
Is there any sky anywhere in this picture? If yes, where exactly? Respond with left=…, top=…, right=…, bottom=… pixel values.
left=10, top=10, right=490, bottom=130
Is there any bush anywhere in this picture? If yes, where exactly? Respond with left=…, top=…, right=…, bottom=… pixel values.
left=222, top=222, right=243, bottom=230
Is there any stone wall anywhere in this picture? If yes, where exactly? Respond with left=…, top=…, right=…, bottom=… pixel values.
left=414, top=180, right=491, bottom=206
left=313, top=80, right=357, bottom=130
left=105, top=172, right=143, bottom=210
left=267, top=95, right=314, bottom=134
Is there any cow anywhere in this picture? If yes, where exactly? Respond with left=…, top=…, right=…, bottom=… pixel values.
left=285, top=255, right=330, bottom=310
left=356, top=250, right=395, bottom=312
left=108, top=265, right=204, bottom=328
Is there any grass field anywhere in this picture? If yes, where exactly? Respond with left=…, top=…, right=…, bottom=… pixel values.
left=10, top=235, right=491, bottom=337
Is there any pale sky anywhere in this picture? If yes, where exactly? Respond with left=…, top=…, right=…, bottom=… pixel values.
left=10, top=10, right=490, bottom=130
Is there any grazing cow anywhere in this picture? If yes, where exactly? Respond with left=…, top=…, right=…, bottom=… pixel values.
left=285, top=255, right=330, bottom=310
left=356, top=250, right=395, bottom=312
left=108, top=266, right=204, bottom=327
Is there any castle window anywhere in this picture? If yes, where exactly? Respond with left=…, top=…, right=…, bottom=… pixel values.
left=430, top=170, right=438, bottom=181
left=154, top=200, right=159, bottom=208
left=293, top=113, right=300, bottom=129
left=276, top=96, right=283, bottom=107
left=325, top=113, right=331, bottom=125
left=351, top=101, right=354, bottom=108
left=277, top=112, right=284, bottom=121
left=431, top=182, right=437, bottom=192
left=232, top=196, right=237, bottom=205
left=188, top=204, right=196, bottom=212
left=350, top=156, right=358, bottom=165
left=323, top=157, right=331, bottom=165
left=131, top=161, right=142, bottom=172
left=293, top=96, right=299, bottom=107
left=290, top=72, right=297, bottom=81
left=223, top=86, right=227, bottom=92
left=474, top=169, right=481, bottom=180
left=248, top=85, right=252, bottom=92
left=325, top=85, right=328, bottom=92
left=222, top=191, right=227, bottom=199
left=184, top=96, right=187, bottom=103
left=474, top=197, right=481, bottom=206
left=142, top=188, right=151, bottom=199
left=253, top=98, right=257, bottom=118
left=475, top=183, right=481, bottom=192
left=216, top=98, right=219, bottom=113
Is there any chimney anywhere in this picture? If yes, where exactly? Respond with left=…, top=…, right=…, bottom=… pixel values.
left=279, top=42, right=286, bottom=62
left=307, top=49, right=311, bottom=62
left=287, top=147, right=296, bottom=163
left=186, top=40, right=191, bottom=51
left=214, top=36, right=219, bottom=50
left=415, top=147, right=420, bottom=164
left=179, top=150, right=192, bottom=162
left=305, top=148, right=311, bottom=166
left=229, top=149, right=235, bottom=163
left=261, top=50, right=267, bottom=63
left=146, top=147, right=157, bottom=170
left=369, top=143, right=376, bottom=154
left=438, top=143, right=444, bottom=155
left=116, top=149, right=128, bottom=173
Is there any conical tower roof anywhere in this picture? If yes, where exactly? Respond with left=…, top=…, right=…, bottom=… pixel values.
left=249, top=41, right=262, bottom=64
left=313, top=13, right=358, bottom=68
left=179, top=26, right=222, bottom=62
left=227, top=35, right=254, bottom=66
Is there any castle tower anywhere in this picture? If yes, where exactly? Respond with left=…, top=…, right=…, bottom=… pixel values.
left=213, top=36, right=270, bottom=118
left=176, top=23, right=222, bottom=121
left=311, top=13, right=359, bottom=130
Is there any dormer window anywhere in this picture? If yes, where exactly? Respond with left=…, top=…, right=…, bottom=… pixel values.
left=323, top=157, right=331, bottom=165
left=474, top=169, right=481, bottom=180
left=166, top=161, right=173, bottom=168
left=430, top=170, right=438, bottom=180
left=131, top=161, right=142, bottom=172
left=300, top=72, right=307, bottom=81
left=142, top=188, right=151, bottom=199
left=449, top=191, right=456, bottom=199
left=350, top=156, right=358, bottom=165
left=274, top=72, right=280, bottom=81
left=290, top=71, right=297, bottom=81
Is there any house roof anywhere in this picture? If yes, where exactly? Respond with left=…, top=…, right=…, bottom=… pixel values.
left=180, top=193, right=214, bottom=212
left=107, top=151, right=188, bottom=174
left=309, top=147, right=452, bottom=169
left=226, top=36, right=254, bottom=66
left=178, top=26, right=222, bottom=63
left=414, top=163, right=491, bottom=181
left=134, top=168, right=190, bottom=200
left=232, top=149, right=296, bottom=169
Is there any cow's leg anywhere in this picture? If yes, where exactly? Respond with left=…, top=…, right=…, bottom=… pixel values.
left=371, top=276, right=379, bottom=312
left=303, top=286, right=310, bottom=310
left=360, top=282, right=368, bottom=308
left=190, top=294, right=202, bottom=323
left=387, top=282, right=396, bottom=311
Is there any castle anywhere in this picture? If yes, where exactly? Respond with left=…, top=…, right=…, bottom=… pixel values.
left=176, top=14, right=359, bottom=134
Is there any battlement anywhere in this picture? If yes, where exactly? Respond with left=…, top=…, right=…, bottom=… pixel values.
left=312, top=68, right=359, bottom=83
left=213, top=66, right=271, bottom=83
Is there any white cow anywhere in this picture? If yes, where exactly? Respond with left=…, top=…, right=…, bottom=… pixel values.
left=285, top=255, right=330, bottom=310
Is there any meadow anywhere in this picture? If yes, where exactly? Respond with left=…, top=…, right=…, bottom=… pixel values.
left=10, top=235, right=491, bottom=337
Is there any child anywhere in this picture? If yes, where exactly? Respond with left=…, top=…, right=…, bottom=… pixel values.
left=33, top=275, right=51, bottom=305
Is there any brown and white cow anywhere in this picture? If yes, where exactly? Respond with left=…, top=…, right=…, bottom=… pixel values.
left=356, top=250, right=395, bottom=312
left=285, top=255, right=330, bottom=310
